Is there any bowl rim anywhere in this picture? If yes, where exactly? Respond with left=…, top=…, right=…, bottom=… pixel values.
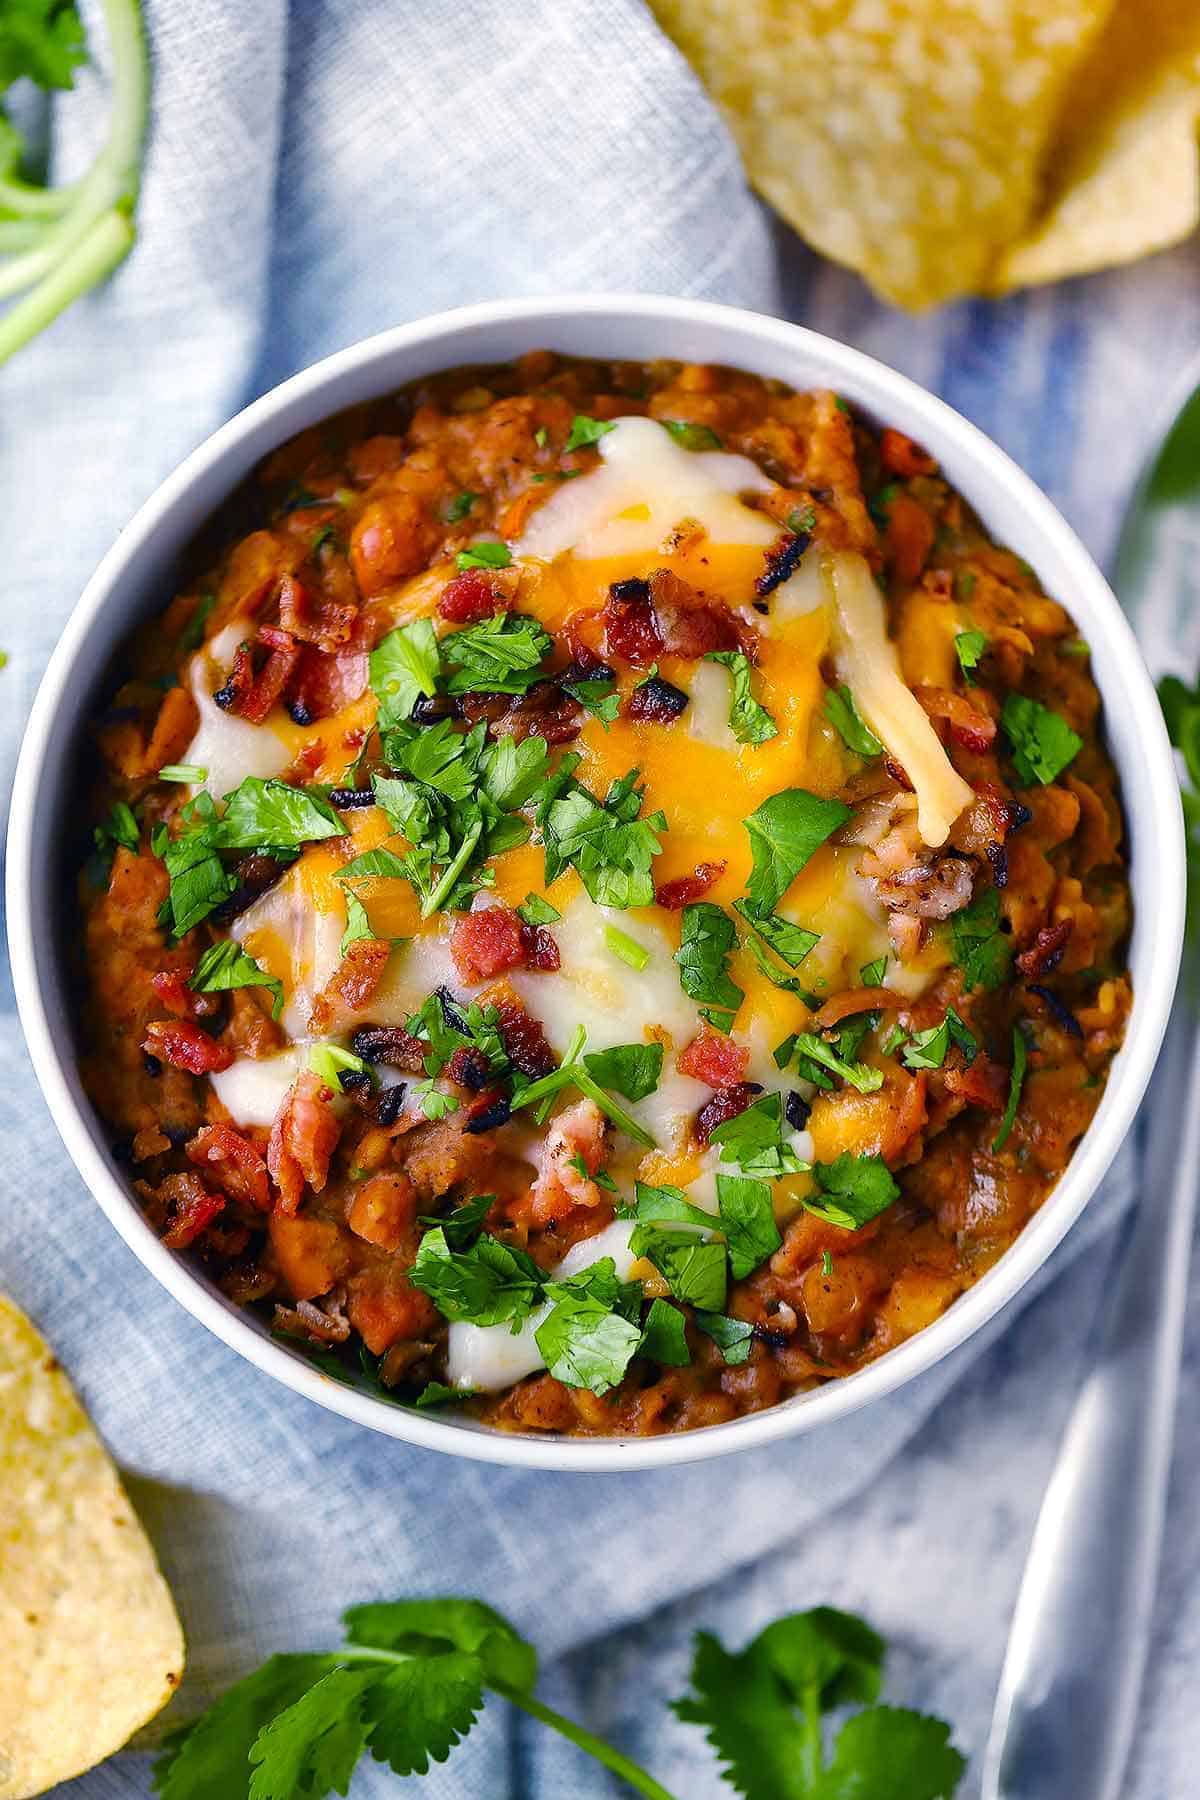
left=7, top=292, right=1184, bottom=1471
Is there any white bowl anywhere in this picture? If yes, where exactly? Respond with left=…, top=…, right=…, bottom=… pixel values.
left=7, top=295, right=1184, bottom=1470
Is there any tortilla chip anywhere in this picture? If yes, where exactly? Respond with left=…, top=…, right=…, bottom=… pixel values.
left=0, top=1297, right=184, bottom=1798
left=648, top=0, right=1116, bottom=309
left=994, top=0, right=1200, bottom=290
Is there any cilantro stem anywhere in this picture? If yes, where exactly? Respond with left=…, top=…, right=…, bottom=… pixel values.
left=801, top=1680, right=823, bottom=1789
left=0, top=208, right=132, bottom=364
left=491, top=1683, right=679, bottom=1800
left=420, top=816, right=483, bottom=917
left=573, top=1066, right=655, bottom=1148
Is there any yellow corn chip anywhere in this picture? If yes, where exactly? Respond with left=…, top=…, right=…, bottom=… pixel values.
left=995, top=0, right=1200, bottom=289
left=0, top=1297, right=184, bottom=1799
left=649, top=0, right=1116, bottom=308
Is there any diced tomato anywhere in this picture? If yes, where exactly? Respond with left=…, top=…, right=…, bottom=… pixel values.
left=159, top=1173, right=226, bottom=1248
left=267, top=1071, right=341, bottom=1215
left=695, top=1082, right=761, bottom=1143
left=142, top=1019, right=234, bottom=1075
left=186, top=1123, right=270, bottom=1211
left=678, top=1029, right=749, bottom=1089
left=654, top=861, right=726, bottom=909
left=438, top=570, right=507, bottom=623
left=451, top=907, right=525, bottom=985
left=879, top=428, right=938, bottom=479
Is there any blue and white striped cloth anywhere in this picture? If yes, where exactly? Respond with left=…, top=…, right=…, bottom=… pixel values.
left=4, top=4, right=1200, bottom=1794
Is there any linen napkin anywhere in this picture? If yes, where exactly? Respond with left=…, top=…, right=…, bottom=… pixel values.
left=4, top=4, right=1200, bottom=1794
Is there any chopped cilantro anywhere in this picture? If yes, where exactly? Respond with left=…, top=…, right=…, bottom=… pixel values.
left=661, top=419, right=723, bottom=452
left=419, top=1193, right=495, bottom=1249
left=824, top=685, right=882, bottom=758
left=581, top=1042, right=664, bottom=1103
left=901, top=1007, right=977, bottom=1072
left=948, top=886, right=1013, bottom=992
left=790, top=1032, right=883, bottom=1094
left=87, top=799, right=140, bottom=884
left=408, top=1227, right=542, bottom=1328
left=954, top=629, right=988, bottom=684
left=308, top=1041, right=370, bottom=1092
left=806, top=1154, right=899, bottom=1230
left=734, top=900, right=819, bottom=969
left=189, top=939, right=284, bottom=1020
left=868, top=482, right=898, bottom=525
left=412, top=1380, right=475, bottom=1408
left=954, top=569, right=977, bottom=601
left=445, top=490, right=478, bottom=523
left=443, top=612, right=552, bottom=695
left=1001, top=694, right=1083, bottom=786
left=992, top=1022, right=1030, bottom=1152
left=604, top=923, right=650, bottom=970
left=536, top=1276, right=643, bottom=1394
left=563, top=414, right=616, bottom=453
left=675, top=902, right=744, bottom=1033
left=455, top=541, right=512, bottom=571
left=561, top=666, right=621, bottom=726
left=637, top=1298, right=691, bottom=1367
left=215, top=777, right=342, bottom=851
left=705, top=650, right=778, bottom=745
left=368, top=618, right=441, bottom=729
left=788, top=505, right=818, bottom=535
left=709, top=1092, right=808, bottom=1179
left=538, top=765, right=666, bottom=910
left=713, top=1173, right=782, bottom=1279
left=742, top=789, right=851, bottom=917
left=517, top=892, right=560, bottom=927
left=693, top=1311, right=754, bottom=1365
left=860, top=956, right=888, bottom=987
left=176, top=593, right=216, bottom=656
left=628, top=1225, right=728, bottom=1311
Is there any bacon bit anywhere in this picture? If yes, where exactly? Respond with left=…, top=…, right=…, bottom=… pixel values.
left=883, top=1070, right=929, bottom=1164
left=267, top=1071, right=341, bottom=1215
left=1016, top=920, right=1072, bottom=979
left=678, top=1029, right=749, bottom=1088
left=214, top=641, right=254, bottom=711
left=879, top=429, right=938, bottom=478
left=529, top=1097, right=608, bottom=1223
left=628, top=673, right=689, bottom=724
left=349, top=1023, right=428, bottom=1073
left=158, top=1172, right=226, bottom=1249
left=150, top=970, right=194, bottom=1018
left=1027, top=983, right=1084, bottom=1038
left=602, top=576, right=664, bottom=666
left=307, top=938, right=392, bottom=1035
left=287, top=645, right=369, bottom=721
left=277, top=573, right=358, bottom=653
left=986, top=843, right=1009, bottom=889
left=696, top=1082, right=762, bottom=1143
left=883, top=493, right=936, bottom=586
left=132, top=1125, right=170, bottom=1161
left=884, top=755, right=913, bottom=791
left=463, top=1086, right=514, bottom=1135
left=239, top=629, right=303, bottom=725
left=214, top=852, right=285, bottom=924
left=654, top=860, right=726, bottom=909
left=446, top=1046, right=491, bottom=1090
left=142, top=1020, right=234, bottom=1075
left=756, top=531, right=810, bottom=597
left=943, top=1057, right=1009, bottom=1110
left=474, top=681, right=583, bottom=745
left=814, top=987, right=905, bottom=1029
left=451, top=907, right=525, bottom=985
left=649, top=567, right=753, bottom=660
left=186, top=1123, right=270, bottom=1211
left=519, top=921, right=560, bottom=971
left=494, top=997, right=557, bottom=1078
left=915, top=685, right=996, bottom=755
left=438, top=569, right=507, bottom=624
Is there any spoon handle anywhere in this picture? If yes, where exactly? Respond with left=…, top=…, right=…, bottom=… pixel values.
left=981, top=997, right=1198, bottom=1800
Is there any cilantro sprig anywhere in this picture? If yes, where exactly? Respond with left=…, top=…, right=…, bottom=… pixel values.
left=706, top=650, right=778, bottom=746
left=153, top=1595, right=964, bottom=1800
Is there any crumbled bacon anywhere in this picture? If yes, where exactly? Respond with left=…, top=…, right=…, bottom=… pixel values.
left=519, top=921, right=560, bottom=970
left=916, top=685, right=997, bottom=755
left=813, top=987, right=904, bottom=1029
left=465, top=680, right=583, bottom=744
left=943, top=1057, right=1009, bottom=1110
left=494, top=997, right=557, bottom=1077
left=757, top=531, right=809, bottom=597
left=308, top=938, right=393, bottom=1035
left=1016, top=920, right=1072, bottom=979
left=446, top=1046, right=491, bottom=1090
left=649, top=568, right=753, bottom=660
left=158, top=1172, right=226, bottom=1248
left=236, top=626, right=303, bottom=725
left=529, top=1098, right=608, bottom=1223
left=696, top=1082, right=762, bottom=1143
left=277, top=573, right=357, bottom=653
left=214, top=852, right=285, bottom=923
left=628, top=674, right=689, bottom=724
left=438, top=570, right=506, bottom=623
left=879, top=429, right=938, bottom=478
left=678, top=1029, right=749, bottom=1088
left=602, top=576, right=664, bottom=666
left=451, top=907, right=526, bottom=984
left=287, top=645, right=369, bottom=721
left=349, top=1023, right=429, bottom=1073
left=142, top=1019, right=234, bottom=1075
left=214, top=641, right=254, bottom=711
left=267, top=1071, right=341, bottom=1215
left=654, top=861, right=726, bottom=909
left=186, top=1123, right=270, bottom=1212
left=150, top=969, right=194, bottom=1018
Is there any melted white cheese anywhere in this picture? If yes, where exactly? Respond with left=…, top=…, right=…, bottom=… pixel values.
left=183, top=624, right=292, bottom=799
left=515, top=416, right=777, bottom=561
left=211, top=1048, right=304, bottom=1127
left=686, top=658, right=738, bottom=751
left=823, top=551, right=973, bottom=848
left=232, top=874, right=344, bottom=1040
left=446, top=1219, right=639, bottom=1393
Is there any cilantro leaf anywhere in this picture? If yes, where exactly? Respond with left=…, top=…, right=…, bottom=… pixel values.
left=1001, top=694, right=1083, bottom=786
left=216, top=778, right=342, bottom=851
left=901, top=1007, right=976, bottom=1071
left=535, top=1288, right=643, bottom=1394
left=87, top=799, right=139, bottom=884
left=824, top=685, right=882, bottom=758
left=308, top=1042, right=370, bottom=1093
left=709, top=1093, right=807, bottom=1179
left=517, top=892, right=560, bottom=926
left=807, top=1154, right=899, bottom=1230
left=189, top=939, right=284, bottom=1020
left=629, top=1225, right=728, bottom=1311
left=564, top=414, right=616, bottom=453
left=154, top=1654, right=339, bottom=1800
left=954, top=630, right=988, bottom=685
left=860, top=956, right=888, bottom=987
left=539, top=768, right=665, bottom=909
left=734, top=901, right=819, bottom=968
left=407, top=1228, right=543, bottom=1328
left=443, top=612, right=553, bottom=695
left=662, top=418, right=722, bottom=451
left=0, top=1, right=87, bottom=90
left=948, top=887, right=1012, bottom=991
left=790, top=1032, right=883, bottom=1095
left=561, top=667, right=621, bottom=726
left=581, top=1041, right=664, bottom=1102
left=676, top=902, right=744, bottom=1033
left=343, top=1597, right=536, bottom=1691
left=456, top=541, right=512, bottom=571
left=247, top=1665, right=375, bottom=1800
left=339, top=888, right=376, bottom=955
left=638, top=1297, right=690, bottom=1366
left=743, top=790, right=851, bottom=918
left=714, top=1174, right=782, bottom=1279
left=706, top=651, right=778, bottom=746
left=420, top=1192, right=496, bottom=1249
left=479, top=732, right=552, bottom=810
left=820, top=1707, right=966, bottom=1799
left=992, top=1021, right=1030, bottom=1152
left=369, top=619, right=441, bottom=729
left=360, top=1656, right=484, bottom=1778
left=693, top=1311, right=754, bottom=1365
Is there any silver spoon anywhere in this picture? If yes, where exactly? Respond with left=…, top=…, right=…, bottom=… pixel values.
left=982, top=370, right=1200, bottom=1800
